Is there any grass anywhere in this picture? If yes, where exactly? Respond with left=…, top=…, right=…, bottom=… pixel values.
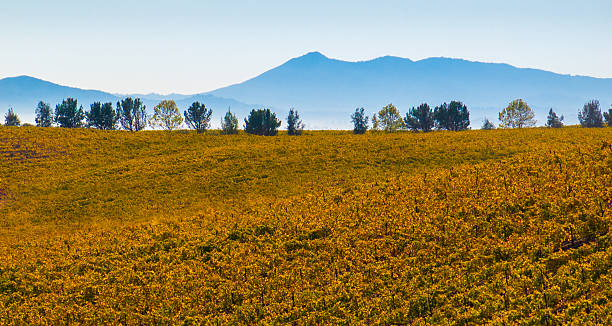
left=0, top=126, right=611, bottom=324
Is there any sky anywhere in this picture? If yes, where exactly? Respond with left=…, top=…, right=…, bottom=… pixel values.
left=1, top=0, right=611, bottom=94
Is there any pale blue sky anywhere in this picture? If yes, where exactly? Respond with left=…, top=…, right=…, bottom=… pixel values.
left=1, top=0, right=611, bottom=94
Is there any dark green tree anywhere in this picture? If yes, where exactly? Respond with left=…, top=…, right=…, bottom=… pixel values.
left=86, top=102, right=118, bottom=130
left=244, top=108, right=281, bottom=136
left=184, top=101, right=212, bottom=133
left=578, top=100, right=604, bottom=128
left=117, top=97, right=147, bottom=131
left=404, top=103, right=434, bottom=132
left=545, top=108, right=564, bottom=128
left=482, top=118, right=495, bottom=130
left=603, top=107, right=612, bottom=127
left=221, top=108, right=239, bottom=134
left=35, top=101, right=53, bottom=127
left=433, top=101, right=470, bottom=131
left=351, top=108, right=369, bottom=134
left=4, top=108, right=20, bottom=126
left=54, top=98, right=85, bottom=128
left=287, top=108, right=304, bottom=135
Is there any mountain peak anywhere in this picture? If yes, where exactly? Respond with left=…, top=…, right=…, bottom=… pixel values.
left=302, top=51, right=328, bottom=59
left=1, top=75, right=46, bottom=83
left=287, top=51, right=330, bottom=64
left=366, top=55, right=413, bottom=64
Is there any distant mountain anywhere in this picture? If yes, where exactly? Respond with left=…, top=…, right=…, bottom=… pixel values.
left=208, top=52, right=612, bottom=128
left=0, top=76, right=117, bottom=122
left=113, top=93, right=194, bottom=102
left=0, top=76, right=256, bottom=127
left=3, top=53, right=612, bottom=129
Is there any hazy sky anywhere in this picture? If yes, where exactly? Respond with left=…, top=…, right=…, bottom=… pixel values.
left=1, top=0, right=611, bottom=94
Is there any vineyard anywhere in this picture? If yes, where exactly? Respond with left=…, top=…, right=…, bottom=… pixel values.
left=0, top=126, right=611, bottom=324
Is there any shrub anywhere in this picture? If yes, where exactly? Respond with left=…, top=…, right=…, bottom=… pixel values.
left=221, top=108, right=239, bottom=134
left=244, top=108, right=281, bottom=136
left=404, top=103, right=434, bottom=132
left=434, top=101, right=470, bottom=131
left=351, top=108, right=369, bottom=134
left=372, top=104, right=404, bottom=132
left=54, top=98, right=85, bottom=128
left=86, top=102, right=118, bottom=130
left=604, top=107, right=612, bottom=127
left=151, top=100, right=183, bottom=131
left=578, top=100, right=604, bottom=128
left=287, top=108, right=304, bottom=135
left=35, top=101, right=53, bottom=127
left=482, top=118, right=495, bottom=130
left=117, top=97, right=148, bottom=131
left=184, top=102, right=212, bottom=133
left=545, top=108, right=564, bottom=128
left=498, top=99, right=536, bottom=128
left=4, top=108, right=20, bottom=126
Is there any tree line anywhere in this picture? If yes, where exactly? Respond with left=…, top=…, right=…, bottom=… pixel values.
left=3, top=97, right=612, bottom=133
left=350, top=99, right=612, bottom=134
left=1, top=98, right=305, bottom=136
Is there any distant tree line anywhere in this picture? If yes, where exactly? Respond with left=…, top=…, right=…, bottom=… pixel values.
left=352, top=100, right=472, bottom=134
left=349, top=99, right=612, bottom=134
left=3, top=97, right=612, bottom=132
left=1, top=98, right=307, bottom=136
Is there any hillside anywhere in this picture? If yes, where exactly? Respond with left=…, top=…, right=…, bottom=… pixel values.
left=208, top=52, right=612, bottom=128
left=0, top=126, right=611, bottom=324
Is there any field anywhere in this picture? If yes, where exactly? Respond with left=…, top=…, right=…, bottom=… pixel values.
left=0, top=126, right=611, bottom=324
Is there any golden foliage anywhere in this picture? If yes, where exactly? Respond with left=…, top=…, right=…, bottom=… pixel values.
left=0, top=126, right=611, bottom=324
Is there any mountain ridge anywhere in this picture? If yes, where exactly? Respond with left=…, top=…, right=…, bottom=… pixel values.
left=2, top=52, right=612, bottom=128
left=206, top=52, right=612, bottom=128
left=0, top=76, right=258, bottom=127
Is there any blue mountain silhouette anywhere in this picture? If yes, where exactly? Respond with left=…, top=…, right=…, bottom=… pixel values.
left=2, top=52, right=612, bottom=128
left=0, top=76, right=255, bottom=126
left=207, top=52, right=612, bottom=128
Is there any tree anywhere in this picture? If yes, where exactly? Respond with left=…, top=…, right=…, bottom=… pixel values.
left=434, top=101, right=470, bottom=131
left=372, top=104, right=404, bottom=132
left=54, top=98, right=85, bottom=128
left=404, top=103, right=434, bottom=132
left=117, top=97, right=148, bottom=131
left=604, top=107, right=612, bottom=127
left=498, top=99, right=536, bottom=128
left=151, top=100, right=183, bottom=131
left=244, top=108, right=281, bottom=136
left=221, top=108, right=239, bottom=134
left=351, top=108, right=369, bottom=134
left=4, top=108, right=20, bottom=126
left=482, top=118, right=495, bottom=130
left=287, top=108, right=304, bottom=135
left=86, top=102, right=118, bottom=130
left=578, top=100, right=604, bottom=128
left=545, top=108, right=564, bottom=128
left=184, top=101, right=212, bottom=133
left=35, top=101, right=53, bottom=127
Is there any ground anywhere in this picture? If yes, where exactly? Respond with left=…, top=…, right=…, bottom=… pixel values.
left=0, top=126, right=611, bottom=324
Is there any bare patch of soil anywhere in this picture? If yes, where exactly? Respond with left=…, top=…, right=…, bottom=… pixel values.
left=0, top=137, right=65, bottom=162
